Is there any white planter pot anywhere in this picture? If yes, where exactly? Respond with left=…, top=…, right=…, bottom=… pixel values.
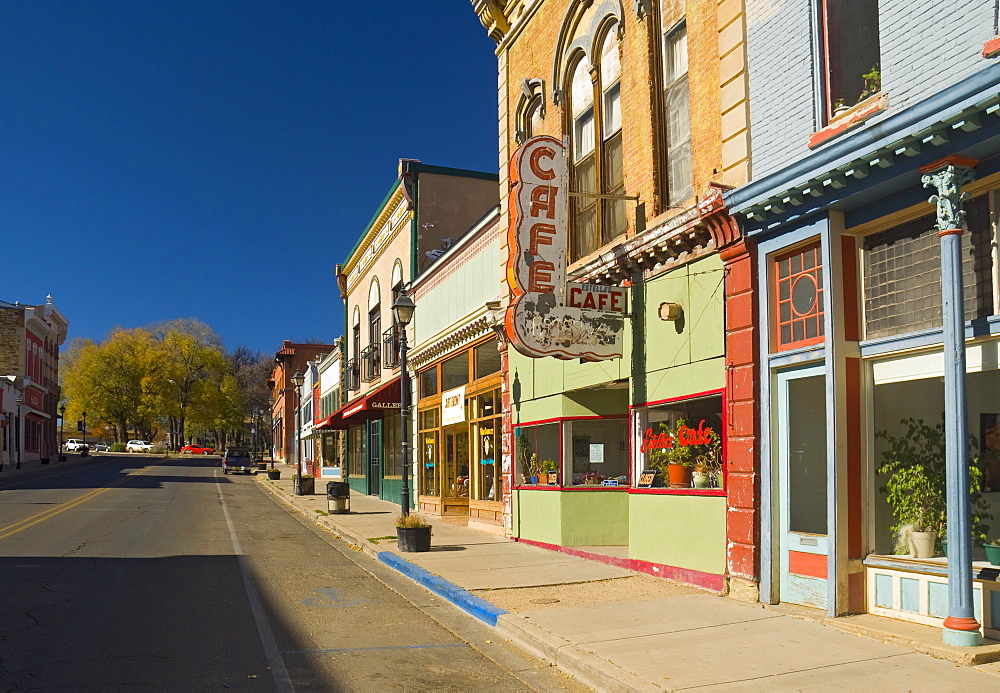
left=909, top=531, right=938, bottom=558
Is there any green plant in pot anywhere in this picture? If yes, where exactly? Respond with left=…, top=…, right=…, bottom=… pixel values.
left=539, top=458, right=559, bottom=484
left=516, top=432, right=535, bottom=484
left=395, top=514, right=432, bottom=552
left=693, top=430, right=722, bottom=489
left=877, top=417, right=991, bottom=558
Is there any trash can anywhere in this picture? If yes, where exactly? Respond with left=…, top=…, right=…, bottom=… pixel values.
left=327, top=481, right=350, bottom=514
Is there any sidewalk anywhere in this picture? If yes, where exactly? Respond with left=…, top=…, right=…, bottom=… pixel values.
left=259, top=467, right=1000, bottom=691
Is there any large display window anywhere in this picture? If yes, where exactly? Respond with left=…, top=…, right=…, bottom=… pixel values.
left=470, top=388, right=501, bottom=501
left=418, top=408, right=440, bottom=497
left=633, top=391, right=725, bottom=493
left=514, top=417, right=628, bottom=486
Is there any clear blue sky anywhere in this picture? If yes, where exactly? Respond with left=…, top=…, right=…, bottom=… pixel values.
left=2, top=1, right=498, bottom=354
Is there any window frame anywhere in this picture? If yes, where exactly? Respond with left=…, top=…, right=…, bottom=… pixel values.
left=773, top=241, right=826, bottom=352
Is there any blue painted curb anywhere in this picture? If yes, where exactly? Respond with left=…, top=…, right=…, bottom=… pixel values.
left=378, top=551, right=509, bottom=627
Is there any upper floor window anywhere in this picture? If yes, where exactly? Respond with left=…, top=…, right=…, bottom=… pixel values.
left=821, top=0, right=880, bottom=120
left=515, top=78, right=545, bottom=143
left=663, top=21, right=692, bottom=205
left=568, top=23, right=626, bottom=261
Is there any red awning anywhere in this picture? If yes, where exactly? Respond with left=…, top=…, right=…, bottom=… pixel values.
left=316, top=378, right=401, bottom=430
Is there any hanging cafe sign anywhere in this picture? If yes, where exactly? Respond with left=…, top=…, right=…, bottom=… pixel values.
left=504, top=136, right=626, bottom=361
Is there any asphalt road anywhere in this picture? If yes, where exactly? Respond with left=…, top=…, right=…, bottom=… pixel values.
left=0, top=456, right=582, bottom=691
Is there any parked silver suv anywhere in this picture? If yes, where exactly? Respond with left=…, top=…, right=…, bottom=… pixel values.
left=126, top=440, right=154, bottom=453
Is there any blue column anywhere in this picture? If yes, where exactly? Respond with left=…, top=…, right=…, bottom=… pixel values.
left=921, top=162, right=981, bottom=647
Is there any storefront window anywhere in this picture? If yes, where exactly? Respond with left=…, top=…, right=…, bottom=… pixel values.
left=638, top=393, right=724, bottom=489
left=872, top=358, right=1000, bottom=554
left=774, top=243, right=824, bottom=351
left=419, top=365, right=438, bottom=399
left=321, top=432, right=340, bottom=468
left=442, top=352, right=469, bottom=390
left=567, top=419, right=628, bottom=486
left=347, top=424, right=365, bottom=478
left=418, top=408, right=439, bottom=497
left=474, top=341, right=501, bottom=380
left=382, top=411, right=401, bottom=478
left=515, top=423, right=560, bottom=484
left=470, top=389, right=501, bottom=501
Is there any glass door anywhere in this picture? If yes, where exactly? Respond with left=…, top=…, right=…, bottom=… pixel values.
left=442, top=425, right=470, bottom=501
left=367, top=419, right=381, bottom=497
left=777, top=366, right=829, bottom=609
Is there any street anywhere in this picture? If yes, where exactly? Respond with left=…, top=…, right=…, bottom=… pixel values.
left=0, top=456, right=580, bottom=691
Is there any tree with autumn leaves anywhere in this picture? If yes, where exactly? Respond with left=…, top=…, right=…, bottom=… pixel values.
left=60, top=319, right=273, bottom=450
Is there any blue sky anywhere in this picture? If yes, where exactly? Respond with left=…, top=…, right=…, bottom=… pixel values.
left=2, top=1, right=498, bottom=354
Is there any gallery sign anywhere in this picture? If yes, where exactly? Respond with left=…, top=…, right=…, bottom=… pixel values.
left=504, top=136, right=625, bottom=361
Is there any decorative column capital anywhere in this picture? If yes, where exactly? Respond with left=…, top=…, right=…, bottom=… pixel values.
left=920, top=159, right=977, bottom=234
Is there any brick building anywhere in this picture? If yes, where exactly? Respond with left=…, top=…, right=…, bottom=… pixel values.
left=0, top=296, right=69, bottom=466
left=722, top=0, right=1000, bottom=642
left=268, top=340, right=335, bottom=464
left=472, top=0, right=756, bottom=595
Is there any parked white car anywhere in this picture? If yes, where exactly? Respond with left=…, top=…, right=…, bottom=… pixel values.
left=126, top=440, right=154, bottom=453
left=64, top=439, right=86, bottom=452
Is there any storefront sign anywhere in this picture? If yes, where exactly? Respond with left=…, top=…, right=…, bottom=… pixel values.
left=636, top=469, right=658, bottom=488
left=589, top=444, right=605, bottom=463
left=441, top=385, right=466, bottom=425
left=602, top=479, right=619, bottom=487
left=371, top=401, right=401, bottom=409
left=504, top=136, right=625, bottom=361
left=639, top=420, right=715, bottom=452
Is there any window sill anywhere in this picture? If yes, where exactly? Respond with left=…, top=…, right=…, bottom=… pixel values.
left=629, top=487, right=726, bottom=496
left=983, top=36, right=1000, bottom=59
left=514, top=484, right=630, bottom=490
left=808, top=93, right=887, bottom=149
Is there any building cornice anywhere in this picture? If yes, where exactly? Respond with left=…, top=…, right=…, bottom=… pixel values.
left=409, top=311, right=494, bottom=369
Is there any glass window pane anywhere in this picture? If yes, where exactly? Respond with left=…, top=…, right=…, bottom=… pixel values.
left=441, top=352, right=469, bottom=391
left=600, top=27, right=621, bottom=86
left=419, top=366, right=438, bottom=398
left=573, top=206, right=598, bottom=260
left=568, top=419, right=628, bottom=486
left=665, top=75, right=692, bottom=204
left=571, top=56, right=593, bottom=116
left=382, top=411, right=401, bottom=478
left=574, top=108, right=595, bottom=160
left=515, top=423, right=560, bottom=483
left=664, top=26, right=687, bottom=84
left=603, top=82, right=621, bottom=136
left=474, top=341, right=501, bottom=380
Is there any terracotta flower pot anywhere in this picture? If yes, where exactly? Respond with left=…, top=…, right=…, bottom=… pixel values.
left=667, top=464, right=692, bottom=489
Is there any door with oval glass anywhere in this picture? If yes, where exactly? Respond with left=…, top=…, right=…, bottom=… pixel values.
left=777, top=365, right=828, bottom=609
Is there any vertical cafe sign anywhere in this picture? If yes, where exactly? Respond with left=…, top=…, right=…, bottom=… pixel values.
left=504, top=136, right=625, bottom=361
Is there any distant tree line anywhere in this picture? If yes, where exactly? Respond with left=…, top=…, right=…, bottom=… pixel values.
left=60, top=318, right=273, bottom=451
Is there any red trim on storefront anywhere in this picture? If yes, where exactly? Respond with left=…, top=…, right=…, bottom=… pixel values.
left=514, top=537, right=726, bottom=591
left=788, top=550, right=828, bottom=578
left=319, top=378, right=400, bottom=430
left=514, top=484, right=629, bottom=490
left=846, top=357, right=863, bottom=558
left=628, top=487, right=725, bottom=497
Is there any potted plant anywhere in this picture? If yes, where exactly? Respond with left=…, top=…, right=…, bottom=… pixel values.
left=516, top=432, right=535, bottom=484
left=539, top=458, right=559, bottom=485
left=985, top=541, right=1000, bottom=566
left=859, top=66, right=881, bottom=100
left=395, top=514, right=432, bottom=552
left=527, top=453, right=541, bottom=484
left=294, top=474, right=316, bottom=495
left=692, top=430, right=722, bottom=489
left=648, top=420, right=694, bottom=488
left=267, top=468, right=281, bottom=480
left=877, top=418, right=991, bottom=558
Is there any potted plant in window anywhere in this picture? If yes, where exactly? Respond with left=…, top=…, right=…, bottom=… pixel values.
left=516, top=432, right=534, bottom=484
left=693, top=431, right=722, bottom=489
left=648, top=420, right=695, bottom=488
left=539, top=458, right=559, bottom=485
left=395, top=514, right=432, bottom=552
left=877, top=418, right=991, bottom=558
left=527, top=453, right=541, bottom=484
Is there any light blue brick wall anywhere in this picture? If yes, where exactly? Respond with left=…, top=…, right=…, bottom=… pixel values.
left=747, top=0, right=998, bottom=180
left=879, top=0, right=995, bottom=111
left=746, top=0, right=819, bottom=178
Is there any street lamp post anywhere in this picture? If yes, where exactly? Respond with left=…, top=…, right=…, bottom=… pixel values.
left=82, top=411, right=87, bottom=452
left=392, top=290, right=416, bottom=517
left=252, top=406, right=259, bottom=461
left=14, top=394, right=22, bottom=469
left=59, top=404, right=66, bottom=462
left=292, top=370, right=305, bottom=496
left=267, top=396, right=276, bottom=468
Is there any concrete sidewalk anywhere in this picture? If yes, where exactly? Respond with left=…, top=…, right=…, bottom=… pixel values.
left=258, top=466, right=1000, bottom=691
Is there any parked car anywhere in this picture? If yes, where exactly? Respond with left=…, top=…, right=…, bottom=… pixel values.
left=180, top=444, right=215, bottom=455
left=126, top=440, right=154, bottom=453
left=221, top=448, right=255, bottom=475
left=93, top=443, right=110, bottom=452
left=64, top=439, right=86, bottom=452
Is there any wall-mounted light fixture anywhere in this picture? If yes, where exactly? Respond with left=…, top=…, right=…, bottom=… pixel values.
left=658, top=302, right=683, bottom=321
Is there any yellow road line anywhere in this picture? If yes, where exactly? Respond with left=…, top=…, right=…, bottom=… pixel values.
left=0, top=465, right=155, bottom=541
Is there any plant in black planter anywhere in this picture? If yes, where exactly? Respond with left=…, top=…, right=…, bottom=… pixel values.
left=395, top=514, right=432, bottom=552
left=877, top=417, right=991, bottom=557
left=267, top=469, right=281, bottom=480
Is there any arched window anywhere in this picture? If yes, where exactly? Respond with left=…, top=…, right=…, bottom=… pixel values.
left=368, top=278, right=381, bottom=349
left=568, top=23, right=626, bottom=261
left=352, top=307, right=361, bottom=359
left=515, top=78, right=546, bottom=143
left=662, top=19, right=692, bottom=204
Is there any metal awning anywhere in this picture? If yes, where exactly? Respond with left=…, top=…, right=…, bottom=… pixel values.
left=315, top=378, right=401, bottom=430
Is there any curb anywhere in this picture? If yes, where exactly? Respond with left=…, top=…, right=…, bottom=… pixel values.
left=376, top=551, right=509, bottom=627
